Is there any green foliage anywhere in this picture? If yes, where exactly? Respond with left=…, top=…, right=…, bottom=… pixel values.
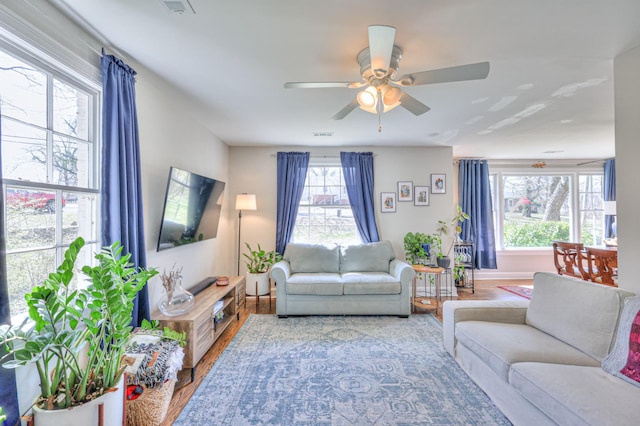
left=434, top=205, right=470, bottom=257
left=403, top=232, right=436, bottom=262
left=0, top=406, right=6, bottom=422
left=140, top=319, right=187, bottom=347
left=243, top=243, right=282, bottom=273
left=0, top=237, right=158, bottom=410
left=504, top=220, right=570, bottom=247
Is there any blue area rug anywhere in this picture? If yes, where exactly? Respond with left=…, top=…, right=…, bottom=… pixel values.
left=175, top=315, right=511, bottom=425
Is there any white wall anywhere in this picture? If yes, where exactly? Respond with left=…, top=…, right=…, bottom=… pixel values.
left=228, top=146, right=455, bottom=269
left=614, top=44, right=640, bottom=294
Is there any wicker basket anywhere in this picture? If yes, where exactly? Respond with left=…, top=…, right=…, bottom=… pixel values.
left=126, top=379, right=176, bottom=426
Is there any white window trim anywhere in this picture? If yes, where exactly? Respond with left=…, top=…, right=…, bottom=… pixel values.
left=490, top=164, right=604, bottom=250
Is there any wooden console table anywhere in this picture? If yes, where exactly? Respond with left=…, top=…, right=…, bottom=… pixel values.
left=152, top=275, right=246, bottom=381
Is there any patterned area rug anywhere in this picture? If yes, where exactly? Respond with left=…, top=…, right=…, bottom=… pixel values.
left=175, top=315, right=511, bottom=425
left=497, top=285, right=534, bottom=300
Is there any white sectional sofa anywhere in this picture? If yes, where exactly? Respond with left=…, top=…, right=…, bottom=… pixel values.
left=271, top=241, right=415, bottom=317
left=443, top=272, right=639, bottom=425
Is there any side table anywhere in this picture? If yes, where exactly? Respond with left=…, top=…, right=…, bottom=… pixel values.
left=411, top=265, right=453, bottom=315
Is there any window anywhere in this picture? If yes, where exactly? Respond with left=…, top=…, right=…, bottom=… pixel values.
left=1, top=46, right=100, bottom=322
left=293, top=165, right=359, bottom=245
left=490, top=167, right=604, bottom=249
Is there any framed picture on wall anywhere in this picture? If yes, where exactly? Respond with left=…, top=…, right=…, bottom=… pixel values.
left=414, top=186, right=430, bottom=206
left=397, top=181, right=413, bottom=201
left=431, top=174, right=446, bottom=194
left=381, top=192, right=396, bottom=213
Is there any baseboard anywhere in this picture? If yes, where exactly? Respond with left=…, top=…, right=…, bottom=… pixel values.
left=474, top=271, right=537, bottom=280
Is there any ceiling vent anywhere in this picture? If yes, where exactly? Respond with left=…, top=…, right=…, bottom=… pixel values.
left=312, top=132, right=334, bottom=137
left=160, top=0, right=195, bottom=14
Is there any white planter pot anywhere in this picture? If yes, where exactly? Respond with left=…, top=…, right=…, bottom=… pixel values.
left=246, top=272, right=270, bottom=296
left=32, top=376, right=124, bottom=426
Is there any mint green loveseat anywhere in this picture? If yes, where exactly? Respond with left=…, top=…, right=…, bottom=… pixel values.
left=271, top=241, right=415, bottom=317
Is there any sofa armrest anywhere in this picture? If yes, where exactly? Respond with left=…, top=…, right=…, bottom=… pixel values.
left=271, top=260, right=291, bottom=316
left=389, top=259, right=416, bottom=292
left=442, top=299, right=530, bottom=356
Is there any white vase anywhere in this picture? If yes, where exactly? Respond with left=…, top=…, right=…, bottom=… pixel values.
left=246, top=272, right=270, bottom=296
left=32, top=376, right=124, bottom=426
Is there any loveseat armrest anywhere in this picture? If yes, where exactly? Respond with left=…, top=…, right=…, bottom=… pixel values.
left=442, top=299, right=530, bottom=356
left=389, top=259, right=416, bottom=292
left=271, top=260, right=291, bottom=317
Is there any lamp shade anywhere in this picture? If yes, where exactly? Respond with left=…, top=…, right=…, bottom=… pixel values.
left=603, top=200, right=617, bottom=215
left=235, top=193, right=257, bottom=211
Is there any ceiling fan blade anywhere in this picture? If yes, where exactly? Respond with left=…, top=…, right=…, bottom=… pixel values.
left=399, top=92, right=430, bottom=116
left=284, top=81, right=365, bottom=89
left=368, top=25, right=396, bottom=78
left=396, top=61, right=490, bottom=86
left=331, top=99, right=359, bottom=120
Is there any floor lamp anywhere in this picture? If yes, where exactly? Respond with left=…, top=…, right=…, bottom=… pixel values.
left=236, top=193, right=257, bottom=275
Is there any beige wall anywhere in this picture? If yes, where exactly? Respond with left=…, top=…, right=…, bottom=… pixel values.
left=614, top=44, right=640, bottom=294
left=228, top=146, right=456, bottom=271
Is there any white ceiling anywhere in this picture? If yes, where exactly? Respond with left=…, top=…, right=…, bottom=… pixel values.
left=52, top=0, right=640, bottom=160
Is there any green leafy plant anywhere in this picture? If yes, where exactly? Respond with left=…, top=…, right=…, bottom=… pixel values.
left=0, top=406, right=6, bottom=423
left=0, top=237, right=158, bottom=410
left=403, top=232, right=436, bottom=263
left=434, top=205, right=470, bottom=258
left=243, top=243, right=282, bottom=273
left=139, top=319, right=187, bottom=347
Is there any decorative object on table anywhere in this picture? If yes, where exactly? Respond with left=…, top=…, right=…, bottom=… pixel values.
left=236, top=193, right=257, bottom=275
left=604, top=200, right=617, bottom=238
left=431, top=173, right=446, bottom=194
left=397, top=181, right=413, bottom=201
left=124, top=321, right=186, bottom=426
left=243, top=243, right=282, bottom=296
left=0, top=237, right=157, bottom=425
left=403, top=232, right=436, bottom=265
left=414, top=185, right=430, bottom=206
left=159, top=265, right=194, bottom=316
left=380, top=192, right=396, bottom=212
left=216, top=276, right=230, bottom=286
left=432, top=205, right=470, bottom=268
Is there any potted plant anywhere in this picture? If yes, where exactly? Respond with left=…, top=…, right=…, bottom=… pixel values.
left=433, top=205, right=470, bottom=268
left=0, top=237, right=157, bottom=425
left=243, top=243, right=282, bottom=296
left=403, top=232, right=436, bottom=265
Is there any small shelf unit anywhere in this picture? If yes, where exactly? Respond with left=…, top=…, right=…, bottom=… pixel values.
left=454, top=241, right=475, bottom=293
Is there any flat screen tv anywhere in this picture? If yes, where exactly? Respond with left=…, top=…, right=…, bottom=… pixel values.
left=157, top=167, right=225, bottom=251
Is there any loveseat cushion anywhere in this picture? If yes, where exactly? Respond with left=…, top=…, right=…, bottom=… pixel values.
left=285, top=273, right=343, bottom=295
left=284, top=243, right=340, bottom=273
left=456, top=321, right=600, bottom=382
left=525, top=272, right=634, bottom=361
left=509, top=363, right=638, bottom=426
left=340, top=240, right=395, bottom=273
left=342, top=272, right=401, bottom=295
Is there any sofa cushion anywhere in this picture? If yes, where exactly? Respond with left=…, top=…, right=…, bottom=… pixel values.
left=525, top=272, right=634, bottom=361
left=456, top=321, right=600, bottom=382
left=510, top=363, right=638, bottom=426
left=339, top=240, right=395, bottom=273
left=342, top=272, right=401, bottom=295
left=602, top=295, right=640, bottom=388
left=285, top=273, right=343, bottom=295
left=283, top=243, right=340, bottom=273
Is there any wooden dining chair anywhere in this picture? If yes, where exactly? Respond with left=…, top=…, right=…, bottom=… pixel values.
left=552, top=241, right=587, bottom=280
left=584, top=247, right=618, bottom=287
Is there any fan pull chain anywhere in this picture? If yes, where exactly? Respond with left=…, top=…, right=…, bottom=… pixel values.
left=377, top=88, right=383, bottom=132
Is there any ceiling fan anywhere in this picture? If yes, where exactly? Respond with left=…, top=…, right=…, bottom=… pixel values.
left=284, top=25, right=490, bottom=132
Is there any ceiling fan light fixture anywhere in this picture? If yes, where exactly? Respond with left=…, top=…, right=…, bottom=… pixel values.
left=357, top=87, right=378, bottom=111
left=382, top=85, right=402, bottom=106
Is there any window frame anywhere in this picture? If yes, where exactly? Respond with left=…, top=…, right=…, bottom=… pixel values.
left=292, top=158, right=360, bottom=246
left=1, top=39, right=101, bottom=321
left=489, top=164, right=604, bottom=251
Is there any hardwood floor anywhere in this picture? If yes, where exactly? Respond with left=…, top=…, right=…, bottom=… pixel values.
left=160, top=279, right=532, bottom=425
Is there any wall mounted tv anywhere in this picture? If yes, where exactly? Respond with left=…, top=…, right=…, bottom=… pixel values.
left=157, top=167, right=225, bottom=251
